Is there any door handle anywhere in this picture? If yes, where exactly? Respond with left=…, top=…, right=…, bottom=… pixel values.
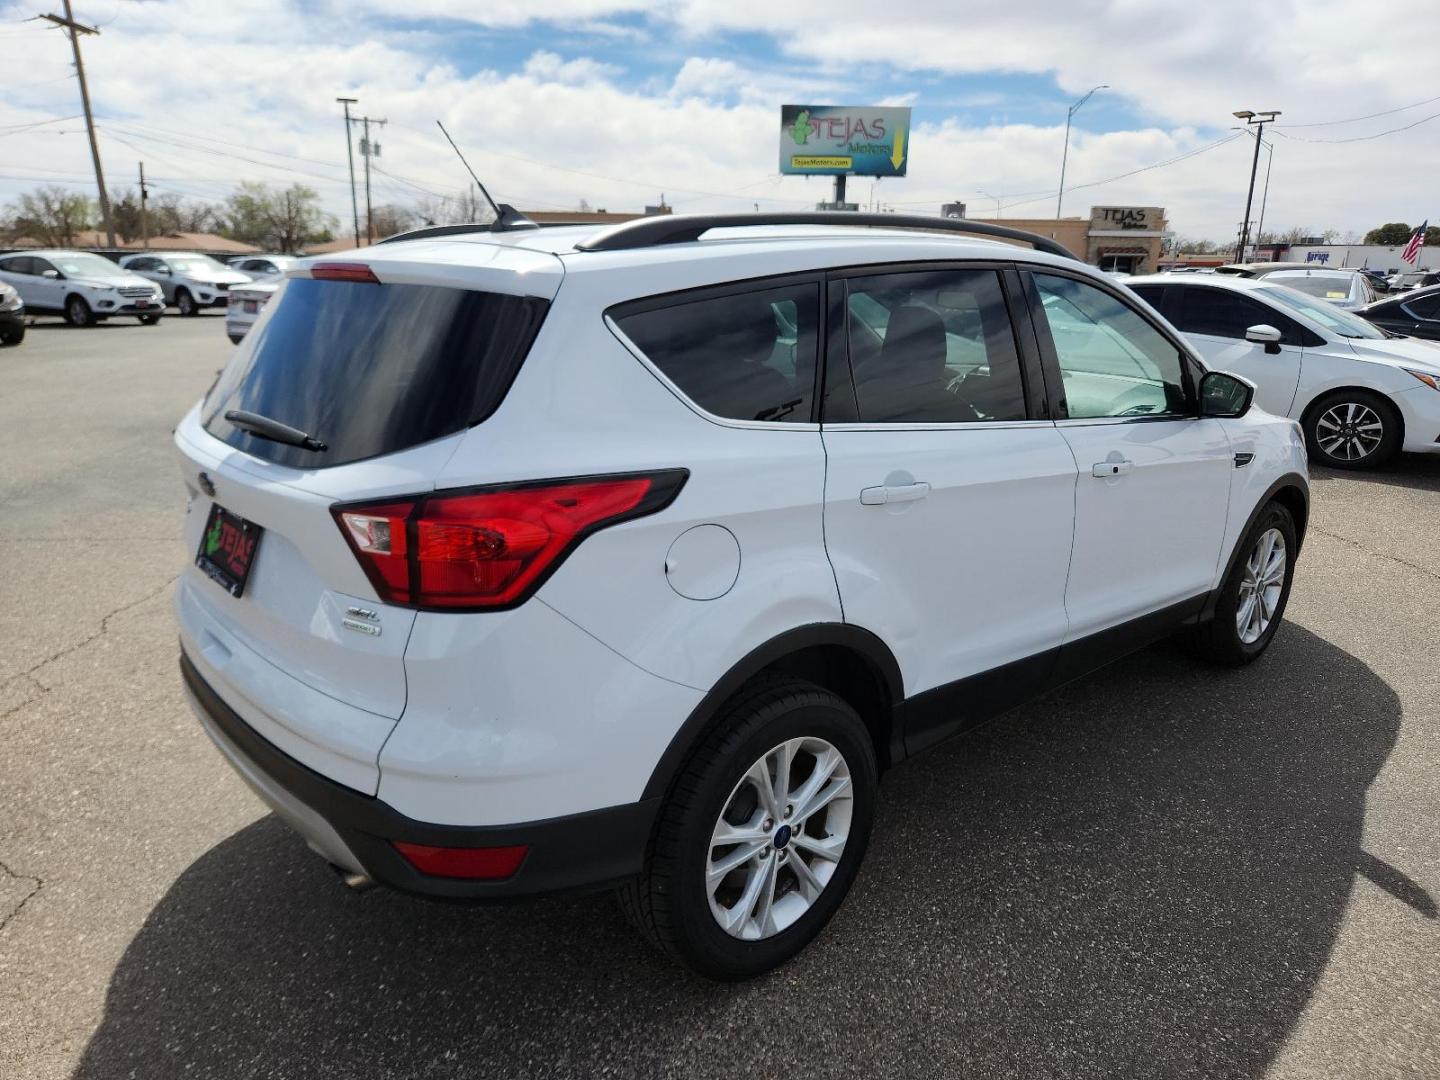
left=860, top=481, right=931, bottom=505
left=1091, top=460, right=1134, bottom=478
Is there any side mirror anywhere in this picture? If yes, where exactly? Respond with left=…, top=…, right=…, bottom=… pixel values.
left=1199, top=370, right=1255, bottom=419
left=158, top=266, right=173, bottom=275
left=1245, top=323, right=1283, bottom=354
left=42, top=269, right=61, bottom=280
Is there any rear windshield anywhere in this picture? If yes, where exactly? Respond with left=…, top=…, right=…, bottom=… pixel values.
left=1265, top=272, right=1354, bottom=299
left=202, top=278, right=548, bottom=467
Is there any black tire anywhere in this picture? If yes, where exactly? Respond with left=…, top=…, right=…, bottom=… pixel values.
left=0, top=324, right=23, bottom=347
left=620, top=675, right=877, bottom=980
left=227, top=333, right=244, bottom=344
left=175, top=289, right=197, bottom=317
left=1188, top=500, right=1297, bottom=666
left=64, top=294, right=94, bottom=327
left=1303, top=389, right=1401, bottom=470
left=138, top=313, right=162, bottom=325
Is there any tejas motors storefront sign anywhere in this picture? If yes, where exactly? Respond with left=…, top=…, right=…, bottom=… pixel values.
left=779, top=105, right=911, bottom=177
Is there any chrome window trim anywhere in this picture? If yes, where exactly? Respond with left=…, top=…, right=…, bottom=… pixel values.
left=821, top=419, right=1053, bottom=433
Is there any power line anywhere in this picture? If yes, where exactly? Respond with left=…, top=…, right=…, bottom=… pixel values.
left=1276, top=93, right=1440, bottom=128
left=1271, top=109, right=1440, bottom=144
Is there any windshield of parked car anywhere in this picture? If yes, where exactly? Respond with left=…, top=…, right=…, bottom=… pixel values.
left=165, top=256, right=229, bottom=274
left=52, top=253, right=126, bottom=278
left=1258, top=285, right=1387, bottom=338
left=1264, top=271, right=1358, bottom=300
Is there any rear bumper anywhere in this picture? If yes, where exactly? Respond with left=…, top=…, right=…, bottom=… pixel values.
left=180, top=649, right=659, bottom=901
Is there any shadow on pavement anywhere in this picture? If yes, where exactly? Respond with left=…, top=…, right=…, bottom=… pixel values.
left=76, top=625, right=1407, bottom=1079
left=1313, top=452, right=1440, bottom=493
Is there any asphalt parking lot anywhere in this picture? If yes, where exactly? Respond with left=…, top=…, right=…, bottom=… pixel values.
left=2, top=312, right=1438, bottom=1079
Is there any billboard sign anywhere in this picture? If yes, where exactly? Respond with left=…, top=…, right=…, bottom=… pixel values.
left=780, top=105, right=911, bottom=177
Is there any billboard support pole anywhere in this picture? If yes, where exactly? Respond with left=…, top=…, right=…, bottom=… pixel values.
left=834, top=175, right=846, bottom=208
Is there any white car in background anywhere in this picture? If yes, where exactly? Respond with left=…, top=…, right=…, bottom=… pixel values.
left=0, top=249, right=164, bottom=327
left=120, top=252, right=252, bottom=316
left=225, top=280, right=280, bottom=344
left=1129, top=273, right=1440, bottom=468
left=1261, top=267, right=1377, bottom=310
left=229, top=254, right=298, bottom=282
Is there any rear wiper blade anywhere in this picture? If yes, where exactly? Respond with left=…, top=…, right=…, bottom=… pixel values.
left=224, top=410, right=327, bottom=452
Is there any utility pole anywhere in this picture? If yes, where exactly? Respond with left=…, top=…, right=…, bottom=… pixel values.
left=336, top=97, right=361, bottom=247
left=41, top=1, right=116, bottom=247
left=1232, top=109, right=1281, bottom=262
left=138, top=161, right=149, bottom=249
left=350, top=114, right=386, bottom=244
left=1057, top=84, right=1107, bottom=219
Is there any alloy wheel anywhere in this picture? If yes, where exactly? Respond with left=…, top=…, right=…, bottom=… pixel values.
left=1236, top=527, right=1286, bottom=645
left=706, top=737, right=853, bottom=941
left=1315, top=402, right=1383, bottom=462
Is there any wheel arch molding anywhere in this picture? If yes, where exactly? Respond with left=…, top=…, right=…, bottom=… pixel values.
left=639, top=623, right=905, bottom=802
left=1201, top=472, right=1309, bottom=622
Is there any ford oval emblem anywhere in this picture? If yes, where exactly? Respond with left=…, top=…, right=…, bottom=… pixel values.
left=197, top=471, right=216, bottom=497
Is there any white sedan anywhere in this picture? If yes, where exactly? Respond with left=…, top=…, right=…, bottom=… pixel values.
left=1129, top=272, right=1440, bottom=469
left=225, top=281, right=279, bottom=344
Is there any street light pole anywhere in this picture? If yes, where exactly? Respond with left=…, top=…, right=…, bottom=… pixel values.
left=1232, top=109, right=1280, bottom=262
left=337, top=97, right=361, bottom=248
left=1056, top=84, right=1107, bottom=219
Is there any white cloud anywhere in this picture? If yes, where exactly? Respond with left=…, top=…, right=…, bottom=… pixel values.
left=1, top=0, right=1437, bottom=242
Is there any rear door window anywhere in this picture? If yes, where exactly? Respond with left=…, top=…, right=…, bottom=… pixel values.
left=611, top=280, right=819, bottom=423
left=202, top=278, right=548, bottom=468
left=842, top=268, right=1027, bottom=423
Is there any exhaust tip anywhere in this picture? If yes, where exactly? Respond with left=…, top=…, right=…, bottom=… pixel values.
left=329, top=863, right=376, bottom=892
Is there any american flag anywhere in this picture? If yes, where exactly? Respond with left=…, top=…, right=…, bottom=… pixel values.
left=1401, top=220, right=1427, bottom=266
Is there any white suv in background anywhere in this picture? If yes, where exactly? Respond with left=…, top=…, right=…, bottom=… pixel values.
left=1130, top=273, right=1440, bottom=468
left=174, top=213, right=1308, bottom=979
left=0, top=249, right=164, bottom=326
left=121, top=252, right=252, bottom=315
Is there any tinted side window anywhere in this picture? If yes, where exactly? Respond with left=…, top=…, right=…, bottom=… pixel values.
left=1406, top=293, right=1440, bottom=320
left=844, top=269, right=1026, bottom=423
left=1127, top=284, right=1167, bottom=309
left=614, top=282, right=819, bottom=423
left=1176, top=286, right=1294, bottom=342
left=0, top=257, right=33, bottom=275
left=1033, top=273, right=1188, bottom=420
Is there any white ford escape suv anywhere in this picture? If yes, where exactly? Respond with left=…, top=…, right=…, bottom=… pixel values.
left=174, top=212, right=1309, bottom=980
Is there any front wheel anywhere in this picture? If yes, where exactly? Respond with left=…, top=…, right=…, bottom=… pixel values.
left=0, top=323, right=24, bottom=346
left=65, top=294, right=94, bottom=327
left=1188, top=500, right=1297, bottom=666
left=620, top=676, right=877, bottom=980
left=175, top=289, right=197, bottom=317
left=1303, top=389, right=1400, bottom=469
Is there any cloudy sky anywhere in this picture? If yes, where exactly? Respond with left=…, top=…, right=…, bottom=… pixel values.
left=2, top=0, right=1437, bottom=243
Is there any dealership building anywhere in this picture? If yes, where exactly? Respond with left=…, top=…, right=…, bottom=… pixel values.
left=966, top=206, right=1170, bottom=274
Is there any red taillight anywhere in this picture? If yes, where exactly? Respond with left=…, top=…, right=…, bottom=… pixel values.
left=332, top=471, right=685, bottom=611
left=310, top=261, right=379, bottom=283
left=393, top=841, right=528, bottom=880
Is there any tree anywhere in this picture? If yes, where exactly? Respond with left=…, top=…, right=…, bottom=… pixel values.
left=219, top=182, right=334, bottom=253
left=109, top=187, right=146, bottom=244
left=1364, top=222, right=1413, bottom=245
left=4, top=185, right=93, bottom=246
left=367, top=203, right=417, bottom=239
left=152, top=193, right=223, bottom=235
left=1427, top=226, right=1440, bottom=247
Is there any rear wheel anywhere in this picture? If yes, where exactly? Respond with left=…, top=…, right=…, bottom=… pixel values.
left=64, top=294, right=94, bottom=327
left=175, top=289, right=197, bottom=317
left=1303, top=389, right=1400, bottom=469
left=620, top=675, right=877, bottom=980
left=1188, top=500, right=1296, bottom=666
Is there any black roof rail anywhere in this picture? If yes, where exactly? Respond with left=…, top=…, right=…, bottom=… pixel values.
left=376, top=204, right=539, bottom=245
left=573, top=212, right=1077, bottom=260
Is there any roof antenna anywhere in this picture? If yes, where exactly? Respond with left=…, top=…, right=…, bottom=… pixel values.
left=435, top=120, right=536, bottom=231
